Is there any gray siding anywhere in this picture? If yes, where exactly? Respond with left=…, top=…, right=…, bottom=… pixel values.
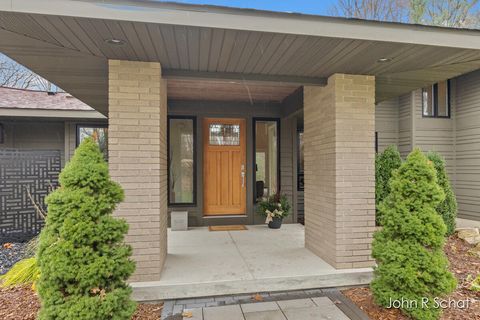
left=413, top=89, right=455, bottom=175
left=375, top=97, right=399, bottom=152
left=373, top=69, right=480, bottom=220
left=398, top=93, right=413, bottom=157
left=0, top=120, right=66, bottom=164
left=455, top=71, right=480, bottom=220
left=280, top=116, right=295, bottom=223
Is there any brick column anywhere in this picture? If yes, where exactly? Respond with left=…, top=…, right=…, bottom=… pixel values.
left=108, top=60, right=167, bottom=281
left=304, top=74, right=376, bottom=269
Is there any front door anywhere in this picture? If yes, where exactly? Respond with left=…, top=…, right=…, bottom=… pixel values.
left=203, top=118, right=246, bottom=215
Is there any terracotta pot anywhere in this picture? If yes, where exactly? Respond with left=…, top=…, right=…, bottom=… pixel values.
left=268, top=217, right=283, bottom=229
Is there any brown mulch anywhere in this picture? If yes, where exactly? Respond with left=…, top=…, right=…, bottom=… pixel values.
left=0, top=285, right=163, bottom=320
left=343, top=235, right=480, bottom=320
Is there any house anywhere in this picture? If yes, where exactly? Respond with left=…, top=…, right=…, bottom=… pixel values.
left=0, top=0, right=479, bottom=299
left=0, top=87, right=106, bottom=239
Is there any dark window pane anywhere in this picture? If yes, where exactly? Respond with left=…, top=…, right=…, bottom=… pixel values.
left=169, top=118, right=194, bottom=204
left=255, top=120, right=278, bottom=200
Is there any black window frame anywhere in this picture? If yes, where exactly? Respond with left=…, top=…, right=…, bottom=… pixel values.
left=297, top=129, right=304, bottom=191
left=167, top=115, right=197, bottom=207
left=422, top=80, right=451, bottom=119
left=252, top=117, right=281, bottom=203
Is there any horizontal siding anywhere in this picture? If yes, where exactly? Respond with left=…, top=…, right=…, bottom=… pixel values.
left=398, top=93, right=412, bottom=158
left=455, top=70, right=480, bottom=220
left=280, top=116, right=295, bottom=224
left=413, top=89, right=455, bottom=176
left=0, top=120, right=65, bottom=165
left=375, top=97, right=399, bottom=152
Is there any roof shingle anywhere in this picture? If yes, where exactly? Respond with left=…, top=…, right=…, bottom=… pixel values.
left=0, top=87, right=93, bottom=111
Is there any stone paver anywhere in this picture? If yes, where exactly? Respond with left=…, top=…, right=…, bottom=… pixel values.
left=241, top=301, right=279, bottom=313
left=183, top=308, right=203, bottom=320
left=167, top=288, right=368, bottom=320
left=244, top=310, right=287, bottom=320
left=277, top=298, right=316, bottom=310
left=202, top=305, right=244, bottom=320
left=283, top=306, right=350, bottom=320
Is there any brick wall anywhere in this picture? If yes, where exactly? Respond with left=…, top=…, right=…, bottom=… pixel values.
left=304, top=74, right=376, bottom=269
left=108, top=60, right=167, bottom=281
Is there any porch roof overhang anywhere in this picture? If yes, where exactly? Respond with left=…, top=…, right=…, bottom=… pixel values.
left=1, top=0, right=480, bottom=115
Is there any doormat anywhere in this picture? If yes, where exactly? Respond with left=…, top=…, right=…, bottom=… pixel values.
left=209, top=225, right=247, bottom=231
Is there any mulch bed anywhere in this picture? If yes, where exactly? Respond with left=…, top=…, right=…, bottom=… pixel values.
left=0, top=286, right=163, bottom=320
left=343, top=234, right=480, bottom=320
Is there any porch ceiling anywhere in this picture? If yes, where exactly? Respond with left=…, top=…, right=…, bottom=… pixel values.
left=1, top=1, right=480, bottom=115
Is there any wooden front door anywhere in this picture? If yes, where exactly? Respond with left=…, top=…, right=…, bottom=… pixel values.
left=203, top=118, right=246, bottom=215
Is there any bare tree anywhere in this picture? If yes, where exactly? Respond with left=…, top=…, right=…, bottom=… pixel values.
left=330, top=0, right=410, bottom=22
left=330, top=0, right=480, bottom=28
left=0, top=53, right=53, bottom=90
left=409, top=0, right=479, bottom=27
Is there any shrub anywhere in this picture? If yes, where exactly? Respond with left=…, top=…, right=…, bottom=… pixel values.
left=371, top=149, right=456, bottom=320
left=0, top=257, right=40, bottom=289
left=37, top=138, right=136, bottom=320
left=427, top=152, right=457, bottom=235
left=375, top=145, right=402, bottom=225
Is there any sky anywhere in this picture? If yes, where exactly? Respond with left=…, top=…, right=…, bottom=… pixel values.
left=163, top=0, right=337, bottom=15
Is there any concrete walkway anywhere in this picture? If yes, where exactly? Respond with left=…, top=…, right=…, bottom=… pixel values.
left=132, top=224, right=372, bottom=301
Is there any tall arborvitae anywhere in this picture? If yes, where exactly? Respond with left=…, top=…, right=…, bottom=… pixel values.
left=37, top=138, right=136, bottom=320
left=375, top=145, right=402, bottom=225
left=427, top=151, right=457, bottom=236
left=372, top=149, right=456, bottom=320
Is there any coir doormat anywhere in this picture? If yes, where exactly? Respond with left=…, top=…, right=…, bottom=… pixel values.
left=208, top=225, right=247, bottom=231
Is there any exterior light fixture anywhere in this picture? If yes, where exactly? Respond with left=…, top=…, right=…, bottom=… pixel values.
left=377, top=57, right=392, bottom=63
left=105, top=38, right=126, bottom=46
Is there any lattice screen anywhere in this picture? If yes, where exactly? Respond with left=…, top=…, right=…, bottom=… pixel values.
left=0, top=149, right=60, bottom=241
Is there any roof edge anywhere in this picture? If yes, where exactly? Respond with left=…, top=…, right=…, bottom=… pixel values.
left=1, top=0, right=480, bottom=50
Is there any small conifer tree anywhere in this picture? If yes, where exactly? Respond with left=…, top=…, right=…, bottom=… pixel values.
left=427, top=152, right=457, bottom=236
left=372, top=149, right=456, bottom=320
left=37, top=138, right=136, bottom=320
left=375, top=145, right=402, bottom=225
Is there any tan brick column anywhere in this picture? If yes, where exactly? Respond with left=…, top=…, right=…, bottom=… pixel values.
left=304, top=74, right=376, bottom=269
left=108, top=60, right=167, bottom=281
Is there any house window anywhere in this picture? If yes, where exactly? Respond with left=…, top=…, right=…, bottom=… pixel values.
left=168, top=116, right=196, bottom=205
left=422, top=80, right=450, bottom=118
left=254, top=119, right=279, bottom=201
left=297, top=131, right=304, bottom=191
left=76, top=124, right=108, bottom=159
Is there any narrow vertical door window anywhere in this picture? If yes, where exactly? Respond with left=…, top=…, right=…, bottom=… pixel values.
left=169, top=117, right=195, bottom=205
left=254, top=120, right=279, bottom=201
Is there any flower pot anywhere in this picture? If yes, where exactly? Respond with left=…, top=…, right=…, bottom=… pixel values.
left=268, top=217, right=283, bottom=229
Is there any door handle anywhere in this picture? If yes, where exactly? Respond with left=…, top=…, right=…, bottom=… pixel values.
left=241, top=164, right=245, bottom=188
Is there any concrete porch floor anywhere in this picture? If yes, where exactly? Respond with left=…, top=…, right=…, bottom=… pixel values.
left=131, top=224, right=373, bottom=301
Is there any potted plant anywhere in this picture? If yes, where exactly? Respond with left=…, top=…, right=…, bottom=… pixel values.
left=257, top=193, right=291, bottom=229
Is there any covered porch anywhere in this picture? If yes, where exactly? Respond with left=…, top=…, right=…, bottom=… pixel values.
left=1, top=0, right=480, bottom=299
left=132, top=224, right=372, bottom=301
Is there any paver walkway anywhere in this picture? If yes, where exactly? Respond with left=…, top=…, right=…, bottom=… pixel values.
left=162, top=288, right=370, bottom=320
